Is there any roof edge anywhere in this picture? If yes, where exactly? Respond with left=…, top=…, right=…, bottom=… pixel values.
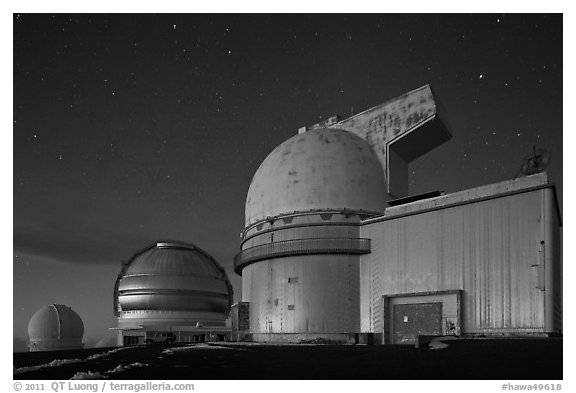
left=362, top=173, right=561, bottom=225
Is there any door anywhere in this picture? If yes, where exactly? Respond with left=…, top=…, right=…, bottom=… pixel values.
left=392, top=302, right=442, bottom=344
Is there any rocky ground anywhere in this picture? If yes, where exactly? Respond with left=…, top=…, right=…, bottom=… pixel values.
left=13, top=338, right=562, bottom=380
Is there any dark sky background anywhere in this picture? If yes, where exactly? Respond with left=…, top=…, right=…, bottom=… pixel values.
left=13, top=14, right=563, bottom=348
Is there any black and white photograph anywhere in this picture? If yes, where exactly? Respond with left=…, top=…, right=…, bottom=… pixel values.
left=11, top=5, right=566, bottom=387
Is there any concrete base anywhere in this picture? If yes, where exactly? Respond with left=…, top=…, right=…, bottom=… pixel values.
left=251, top=333, right=353, bottom=344
left=415, top=333, right=561, bottom=349
left=415, top=335, right=443, bottom=349
left=233, top=332, right=252, bottom=342
left=249, top=333, right=380, bottom=344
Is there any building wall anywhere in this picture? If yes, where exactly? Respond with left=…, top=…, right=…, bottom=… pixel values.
left=118, top=329, right=231, bottom=346
left=544, top=188, right=562, bottom=332
left=360, top=188, right=560, bottom=335
left=29, top=338, right=83, bottom=352
left=231, top=302, right=250, bottom=341
left=242, top=254, right=360, bottom=334
left=117, top=310, right=227, bottom=328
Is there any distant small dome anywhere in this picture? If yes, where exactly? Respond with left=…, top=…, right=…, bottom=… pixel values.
left=27, top=304, right=84, bottom=351
left=245, top=128, right=388, bottom=226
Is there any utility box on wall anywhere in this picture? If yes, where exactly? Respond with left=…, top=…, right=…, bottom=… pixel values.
left=231, top=302, right=250, bottom=341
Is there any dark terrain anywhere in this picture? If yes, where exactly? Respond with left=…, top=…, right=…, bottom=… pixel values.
left=13, top=338, right=562, bottom=380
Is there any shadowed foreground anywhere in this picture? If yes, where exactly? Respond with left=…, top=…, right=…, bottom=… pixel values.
left=14, top=338, right=562, bottom=380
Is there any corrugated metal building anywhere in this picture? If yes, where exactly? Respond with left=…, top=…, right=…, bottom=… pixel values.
left=360, top=173, right=562, bottom=344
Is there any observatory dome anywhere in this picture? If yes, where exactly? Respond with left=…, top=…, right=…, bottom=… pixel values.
left=27, top=304, right=84, bottom=351
left=245, top=128, right=388, bottom=226
left=115, top=241, right=233, bottom=316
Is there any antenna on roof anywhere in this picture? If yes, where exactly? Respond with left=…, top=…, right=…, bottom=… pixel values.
left=515, top=145, right=551, bottom=178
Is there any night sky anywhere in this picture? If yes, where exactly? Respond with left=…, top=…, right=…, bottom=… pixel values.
left=13, top=14, right=563, bottom=348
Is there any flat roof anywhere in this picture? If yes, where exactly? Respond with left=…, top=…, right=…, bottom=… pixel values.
left=362, top=172, right=562, bottom=225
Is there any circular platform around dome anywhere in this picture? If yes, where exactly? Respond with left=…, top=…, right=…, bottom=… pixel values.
left=27, top=304, right=84, bottom=352
left=245, top=128, right=388, bottom=227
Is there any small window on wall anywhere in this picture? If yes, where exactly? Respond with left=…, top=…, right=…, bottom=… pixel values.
left=288, top=305, right=295, bottom=310
left=288, top=277, right=299, bottom=283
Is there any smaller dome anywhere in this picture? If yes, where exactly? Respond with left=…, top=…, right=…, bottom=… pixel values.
left=27, top=304, right=84, bottom=351
left=115, top=241, right=233, bottom=316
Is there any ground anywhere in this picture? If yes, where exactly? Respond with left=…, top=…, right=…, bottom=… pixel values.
left=13, top=338, right=562, bottom=380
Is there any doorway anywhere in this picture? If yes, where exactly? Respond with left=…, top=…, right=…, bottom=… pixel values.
left=392, top=302, right=442, bottom=344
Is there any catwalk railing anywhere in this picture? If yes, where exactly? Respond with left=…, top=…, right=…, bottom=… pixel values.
left=233, top=237, right=371, bottom=274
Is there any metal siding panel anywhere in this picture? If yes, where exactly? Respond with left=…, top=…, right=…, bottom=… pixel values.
left=544, top=188, right=562, bottom=332
left=361, top=189, right=547, bottom=334
left=243, top=255, right=360, bottom=334
left=359, top=252, right=371, bottom=332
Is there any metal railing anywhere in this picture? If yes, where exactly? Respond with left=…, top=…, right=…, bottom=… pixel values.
left=234, top=237, right=371, bottom=274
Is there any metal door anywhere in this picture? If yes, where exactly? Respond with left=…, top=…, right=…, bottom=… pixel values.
left=392, top=302, right=442, bottom=344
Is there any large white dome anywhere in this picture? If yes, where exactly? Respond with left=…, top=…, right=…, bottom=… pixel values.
left=245, top=128, right=388, bottom=226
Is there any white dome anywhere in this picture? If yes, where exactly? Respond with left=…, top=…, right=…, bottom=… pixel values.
left=245, top=128, right=388, bottom=226
left=27, top=304, right=84, bottom=341
left=27, top=304, right=84, bottom=351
